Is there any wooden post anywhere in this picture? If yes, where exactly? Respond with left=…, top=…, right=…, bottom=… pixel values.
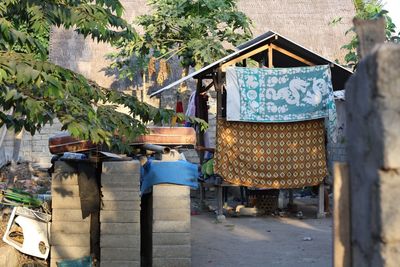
left=288, top=189, right=294, bottom=206
left=333, top=163, right=350, bottom=267
left=317, top=182, right=325, bottom=218
left=216, top=185, right=223, bottom=216
left=268, top=45, right=273, bottom=68
left=196, top=78, right=207, bottom=208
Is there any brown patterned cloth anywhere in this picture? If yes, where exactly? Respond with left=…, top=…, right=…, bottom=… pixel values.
left=214, top=119, right=327, bottom=189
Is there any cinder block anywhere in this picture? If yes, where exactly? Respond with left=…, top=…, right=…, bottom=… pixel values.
left=102, top=161, right=140, bottom=174
left=50, top=246, right=90, bottom=259
left=101, top=200, right=140, bottom=211
left=100, top=234, right=140, bottom=248
left=153, top=221, right=190, bottom=233
left=101, top=174, right=140, bottom=184
left=101, top=248, right=140, bottom=261
left=52, top=210, right=90, bottom=222
left=101, top=190, right=140, bottom=201
left=152, top=185, right=190, bottom=197
left=100, top=261, right=140, bottom=267
left=100, top=211, right=140, bottom=223
left=50, top=233, right=90, bottom=247
left=54, top=161, right=77, bottom=173
left=52, top=197, right=81, bottom=209
left=153, top=258, right=191, bottom=267
left=153, top=233, right=191, bottom=246
left=52, top=185, right=80, bottom=197
left=101, top=188, right=140, bottom=200
left=51, top=221, right=91, bottom=234
left=52, top=173, right=79, bottom=185
left=153, top=197, right=190, bottom=210
left=153, top=209, right=190, bottom=221
left=153, top=245, right=191, bottom=258
left=100, top=223, right=140, bottom=235
left=101, top=180, right=140, bottom=190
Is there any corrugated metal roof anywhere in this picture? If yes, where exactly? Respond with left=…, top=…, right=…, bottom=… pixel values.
left=150, top=31, right=352, bottom=97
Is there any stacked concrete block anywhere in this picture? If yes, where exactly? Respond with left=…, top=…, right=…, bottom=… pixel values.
left=152, top=184, right=191, bottom=267
left=100, top=161, right=141, bottom=267
left=50, top=161, right=91, bottom=267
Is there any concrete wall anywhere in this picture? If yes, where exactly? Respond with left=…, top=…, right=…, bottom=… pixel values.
left=0, top=120, right=62, bottom=167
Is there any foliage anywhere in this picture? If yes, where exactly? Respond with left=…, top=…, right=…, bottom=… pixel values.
left=110, top=0, right=253, bottom=87
left=0, top=0, right=207, bottom=153
left=339, top=0, right=399, bottom=69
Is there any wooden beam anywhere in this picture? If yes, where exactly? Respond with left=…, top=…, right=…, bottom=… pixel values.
left=220, top=44, right=270, bottom=71
left=270, top=44, right=314, bottom=66
left=268, top=46, right=273, bottom=68
left=333, top=163, right=351, bottom=267
left=216, top=69, right=224, bottom=118
left=200, top=81, right=214, bottom=93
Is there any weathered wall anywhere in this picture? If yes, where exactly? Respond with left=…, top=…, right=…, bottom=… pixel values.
left=2, top=0, right=355, bottom=166
left=346, top=44, right=400, bottom=266
left=327, top=100, right=347, bottom=166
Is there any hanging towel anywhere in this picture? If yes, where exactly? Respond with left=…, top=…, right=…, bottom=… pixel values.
left=140, top=159, right=198, bottom=194
left=226, top=65, right=337, bottom=142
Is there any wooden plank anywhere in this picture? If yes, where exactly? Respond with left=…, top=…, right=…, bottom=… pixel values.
left=220, top=44, right=270, bottom=71
left=333, top=162, right=351, bottom=267
left=270, top=44, right=314, bottom=66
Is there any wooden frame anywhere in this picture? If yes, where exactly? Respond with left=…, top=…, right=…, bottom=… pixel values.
left=220, top=43, right=315, bottom=71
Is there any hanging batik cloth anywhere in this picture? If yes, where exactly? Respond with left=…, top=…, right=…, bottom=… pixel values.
left=226, top=65, right=337, bottom=142
left=214, top=119, right=327, bottom=188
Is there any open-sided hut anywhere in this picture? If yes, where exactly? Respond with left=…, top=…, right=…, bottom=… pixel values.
left=151, top=31, right=353, bottom=217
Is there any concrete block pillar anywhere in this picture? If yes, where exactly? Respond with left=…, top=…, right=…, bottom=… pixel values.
left=346, top=44, right=400, bottom=266
left=100, top=161, right=141, bottom=267
left=50, top=161, right=92, bottom=267
left=152, top=184, right=191, bottom=267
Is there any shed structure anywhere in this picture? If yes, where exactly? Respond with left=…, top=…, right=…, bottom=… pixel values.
left=151, top=31, right=353, bottom=217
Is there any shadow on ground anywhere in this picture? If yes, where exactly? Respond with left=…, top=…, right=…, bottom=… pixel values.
left=191, top=199, right=332, bottom=267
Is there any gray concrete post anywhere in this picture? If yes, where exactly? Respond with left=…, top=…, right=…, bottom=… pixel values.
left=346, top=43, right=400, bottom=266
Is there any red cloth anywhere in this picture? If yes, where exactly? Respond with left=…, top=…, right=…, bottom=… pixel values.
left=176, top=100, right=185, bottom=124
left=176, top=100, right=184, bottom=113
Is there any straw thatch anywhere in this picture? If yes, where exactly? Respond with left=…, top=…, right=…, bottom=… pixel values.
left=237, top=0, right=356, bottom=62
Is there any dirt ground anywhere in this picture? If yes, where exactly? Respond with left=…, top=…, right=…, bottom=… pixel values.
left=191, top=199, right=332, bottom=267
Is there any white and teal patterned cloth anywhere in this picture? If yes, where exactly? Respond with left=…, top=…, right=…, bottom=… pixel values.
left=226, top=65, right=337, bottom=142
